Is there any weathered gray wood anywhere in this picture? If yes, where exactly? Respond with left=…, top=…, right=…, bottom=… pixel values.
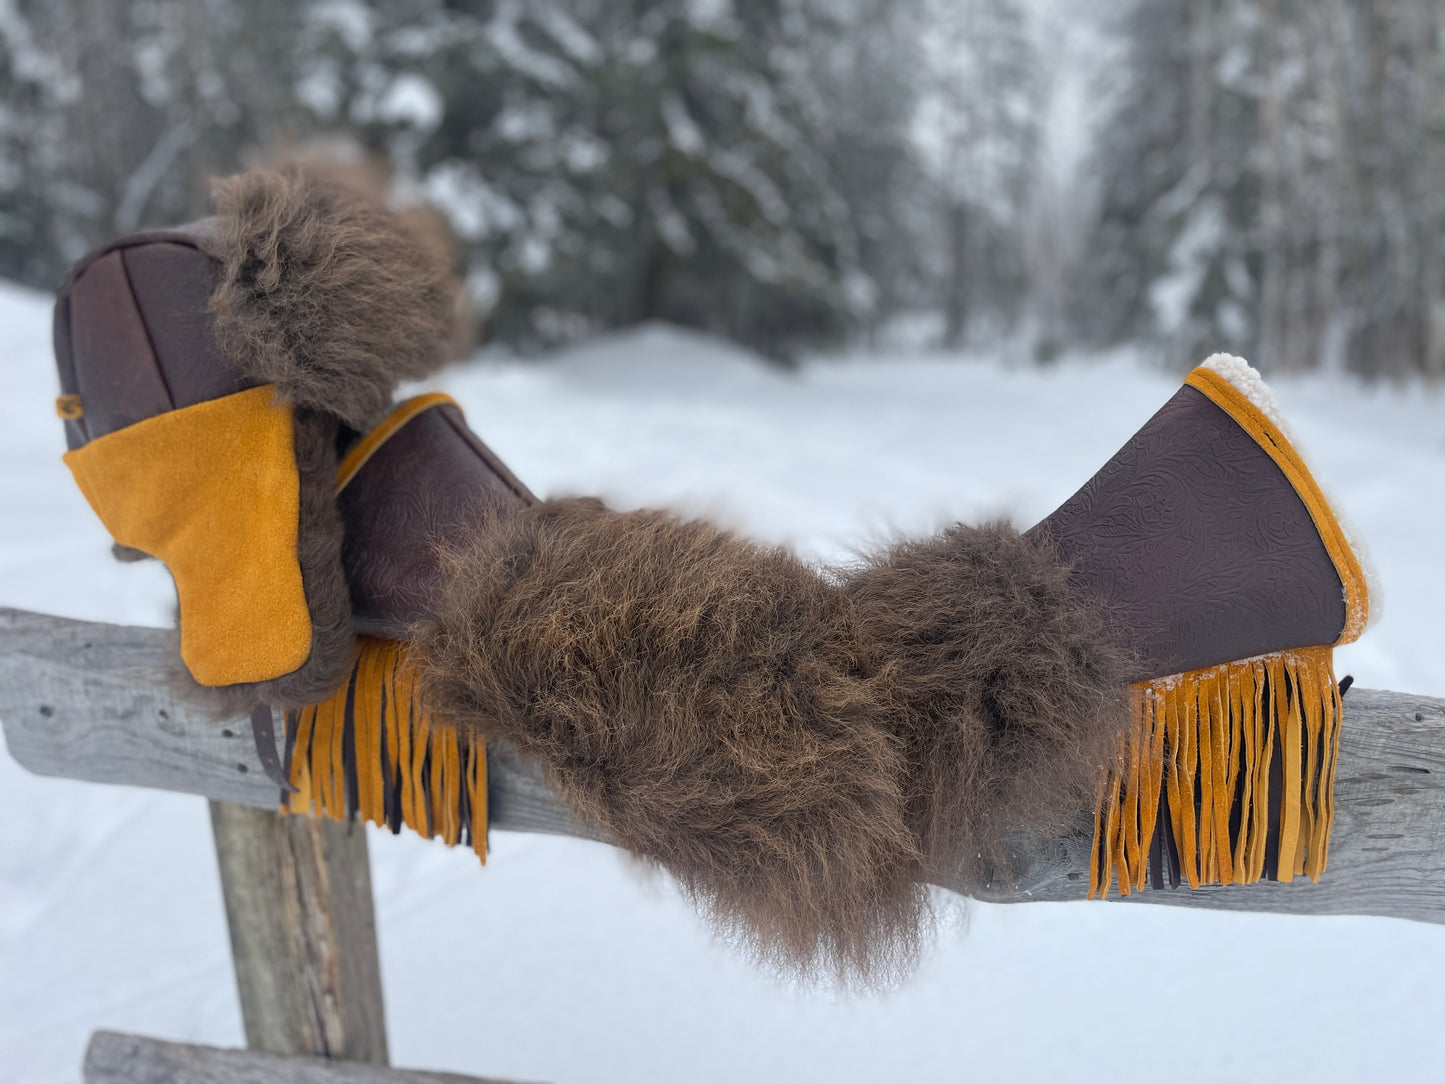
left=0, top=608, right=271, bottom=806
left=962, top=687, right=1445, bottom=925
left=485, top=742, right=605, bottom=842
left=0, top=608, right=600, bottom=840
left=210, top=801, right=388, bottom=1064
left=83, top=1030, right=531, bottom=1084
left=7, top=607, right=1445, bottom=923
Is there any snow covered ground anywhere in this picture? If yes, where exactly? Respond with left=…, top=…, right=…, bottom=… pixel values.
left=3, top=279, right=1444, bottom=1082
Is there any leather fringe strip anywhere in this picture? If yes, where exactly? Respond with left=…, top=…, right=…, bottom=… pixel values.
left=281, top=636, right=487, bottom=862
left=1090, top=645, right=1341, bottom=898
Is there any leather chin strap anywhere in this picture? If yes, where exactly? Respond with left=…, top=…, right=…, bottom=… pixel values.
left=249, top=703, right=297, bottom=797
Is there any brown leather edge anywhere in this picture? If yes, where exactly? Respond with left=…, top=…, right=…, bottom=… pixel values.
left=334, top=393, right=458, bottom=494
left=436, top=404, right=538, bottom=506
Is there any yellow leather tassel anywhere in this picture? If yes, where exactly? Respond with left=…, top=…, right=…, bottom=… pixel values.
left=1090, top=645, right=1341, bottom=898
left=282, top=637, right=487, bottom=862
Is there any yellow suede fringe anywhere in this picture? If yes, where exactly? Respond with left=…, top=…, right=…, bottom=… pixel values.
left=282, top=636, right=487, bottom=862
left=1089, top=645, right=1341, bottom=897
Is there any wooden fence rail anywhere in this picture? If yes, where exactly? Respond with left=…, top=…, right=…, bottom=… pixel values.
left=84, top=1031, right=526, bottom=1084
left=5, top=606, right=1445, bottom=922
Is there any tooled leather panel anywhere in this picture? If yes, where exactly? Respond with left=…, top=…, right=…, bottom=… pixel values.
left=1029, top=385, right=1345, bottom=683
left=437, top=404, right=538, bottom=505
left=340, top=406, right=533, bottom=638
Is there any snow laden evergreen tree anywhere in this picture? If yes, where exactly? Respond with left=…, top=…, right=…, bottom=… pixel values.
left=806, top=0, right=933, bottom=341
left=1077, top=0, right=1445, bottom=378
left=1071, top=0, right=1259, bottom=364
left=913, top=0, right=1041, bottom=348
left=0, top=0, right=339, bottom=288
left=2, top=0, right=927, bottom=358
left=343, top=0, right=894, bottom=358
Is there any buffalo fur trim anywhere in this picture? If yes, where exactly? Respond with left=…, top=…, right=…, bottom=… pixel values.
left=206, top=409, right=356, bottom=712
left=416, top=498, right=926, bottom=982
left=253, top=408, right=357, bottom=708
left=207, top=167, right=460, bottom=432
left=415, top=499, right=1127, bottom=983
left=843, top=523, right=1130, bottom=888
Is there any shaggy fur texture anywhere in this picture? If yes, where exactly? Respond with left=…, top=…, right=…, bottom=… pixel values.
left=415, top=499, right=1128, bottom=984
left=843, top=523, right=1131, bottom=888
left=208, top=167, right=460, bottom=432
left=201, top=408, right=356, bottom=712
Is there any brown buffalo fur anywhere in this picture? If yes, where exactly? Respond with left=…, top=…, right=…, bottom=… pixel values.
left=415, top=499, right=1128, bottom=984
left=203, top=408, right=356, bottom=713
left=249, top=408, right=356, bottom=708
left=843, top=523, right=1131, bottom=889
left=208, top=167, right=460, bottom=432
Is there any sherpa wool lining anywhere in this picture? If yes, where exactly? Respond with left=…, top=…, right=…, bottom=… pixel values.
left=413, top=498, right=1128, bottom=983
left=250, top=406, right=357, bottom=710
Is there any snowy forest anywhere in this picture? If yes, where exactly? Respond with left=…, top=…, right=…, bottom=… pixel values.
left=2, top=0, right=1443, bottom=377
left=6, top=5, right=1445, bottom=1082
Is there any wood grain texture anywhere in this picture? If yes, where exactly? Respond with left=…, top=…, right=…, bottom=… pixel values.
left=210, top=801, right=388, bottom=1063
left=0, top=608, right=273, bottom=806
left=0, top=608, right=598, bottom=838
left=6, top=608, right=1445, bottom=921
left=958, top=687, right=1445, bottom=923
left=83, top=1030, right=531, bottom=1084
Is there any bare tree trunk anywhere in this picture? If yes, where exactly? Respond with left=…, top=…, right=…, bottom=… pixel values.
left=1409, top=0, right=1445, bottom=382
left=67, top=0, right=158, bottom=236
left=1256, top=0, right=1287, bottom=372
left=1317, top=0, right=1359, bottom=374
left=943, top=199, right=969, bottom=348
left=1187, top=0, right=1213, bottom=168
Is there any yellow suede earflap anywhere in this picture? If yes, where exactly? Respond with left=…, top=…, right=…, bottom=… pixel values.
left=63, top=385, right=312, bottom=686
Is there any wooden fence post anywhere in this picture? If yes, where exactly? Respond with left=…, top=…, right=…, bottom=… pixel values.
left=209, top=798, right=389, bottom=1065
